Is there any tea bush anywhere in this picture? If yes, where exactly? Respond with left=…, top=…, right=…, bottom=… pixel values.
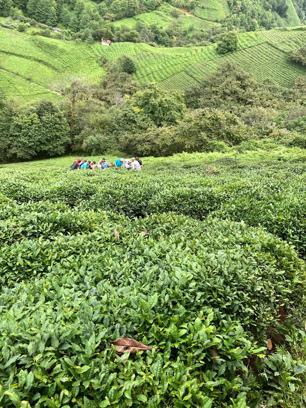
left=0, top=148, right=305, bottom=406
left=0, top=209, right=305, bottom=406
left=1, top=160, right=304, bottom=254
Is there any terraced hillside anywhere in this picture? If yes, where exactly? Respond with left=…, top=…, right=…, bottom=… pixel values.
left=0, top=26, right=305, bottom=102
left=112, top=0, right=229, bottom=32
left=0, top=28, right=105, bottom=103
left=111, top=0, right=300, bottom=33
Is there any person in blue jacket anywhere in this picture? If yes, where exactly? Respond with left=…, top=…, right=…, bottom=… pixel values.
left=114, top=158, right=123, bottom=169
left=80, top=160, right=90, bottom=169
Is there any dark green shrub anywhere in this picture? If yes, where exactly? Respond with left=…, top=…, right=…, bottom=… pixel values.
left=212, top=184, right=306, bottom=256
left=289, top=46, right=306, bottom=66
left=217, top=32, right=238, bottom=54
left=119, top=56, right=137, bottom=74
left=287, top=134, right=306, bottom=149
left=147, top=187, right=226, bottom=219
left=17, top=22, right=27, bottom=32
left=84, top=180, right=159, bottom=217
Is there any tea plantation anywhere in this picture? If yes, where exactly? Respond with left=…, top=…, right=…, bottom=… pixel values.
left=1, top=25, right=305, bottom=102
left=0, top=143, right=305, bottom=407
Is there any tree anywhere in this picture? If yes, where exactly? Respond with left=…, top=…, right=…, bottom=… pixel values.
left=241, top=106, right=278, bottom=136
left=54, top=79, right=91, bottom=147
left=9, top=111, right=42, bottom=160
left=217, top=32, right=238, bottom=54
left=176, top=109, right=249, bottom=152
left=96, top=68, right=139, bottom=106
left=27, top=0, right=57, bottom=26
left=131, top=87, right=186, bottom=127
left=271, top=0, right=288, bottom=17
left=34, top=101, right=70, bottom=157
left=59, top=5, right=72, bottom=27
left=12, top=0, right=27, bottom=12
left=0, top=0, right=12, bottom=17
left=185, top=63, right=260, bottom=110
left=120, top=125, right=184, bottom=156
left=1, top=100, right=69, bottom=162
left=0, top=92, right=14, bottom=161
left=119, top=56, right=137, bottom=74
left=289, top=46, right=306, bottom=67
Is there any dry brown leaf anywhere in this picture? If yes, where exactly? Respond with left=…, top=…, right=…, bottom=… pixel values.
left=140, top=229, right=149, bottom=238
left=112, top=337, right=152, bottom=353
left=113, top=229, right=120, bottom=241
left=267, top=339, right=273, bottom=351
left=278, top=305, right=287, bottom=322
left=205, top=165, right=218, bottom=175
left=210, top=348, right=219, bottom=361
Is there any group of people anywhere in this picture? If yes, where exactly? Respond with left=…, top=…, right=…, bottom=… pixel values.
left=70, top=157, right=143, bottom=171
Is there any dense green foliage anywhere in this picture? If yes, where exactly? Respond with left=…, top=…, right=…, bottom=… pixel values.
left=1, top=145, right=305, bottom=254
left=0, top=147, right=305, bottom=406
left=226, top=0, right=303, bottom=30
left=216, top=31, right=238, bottom=54
left=119, top=56, right=137, bottom=74
left=0, top=56, right=305, bottom=161
left=66, top=63, right=306, bottom=158
left=0, top=99, right=69, bottom=161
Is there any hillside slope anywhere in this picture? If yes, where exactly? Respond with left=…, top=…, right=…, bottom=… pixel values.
left=112, top=0, right=230, bottom=32
left=0, top=27, right=104, bottom=103
left=101, top=28, right=306, bottom=90
left=0, top=26, right=305, bottom=102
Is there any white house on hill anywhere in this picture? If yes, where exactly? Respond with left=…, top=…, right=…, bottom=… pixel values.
left=101, top=38, right=112, bottom=46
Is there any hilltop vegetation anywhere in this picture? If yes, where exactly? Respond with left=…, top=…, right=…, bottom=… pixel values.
left=0, top=0, right=304, bottom=46
left=0, top=0, right=305, bottom=103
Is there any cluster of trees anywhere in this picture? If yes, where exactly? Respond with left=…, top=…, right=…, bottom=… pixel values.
left=226, top=0, right=303, bottom=31
left=0, top=0, right=196, bottom=27
left=216, top=32, right=238, bottom=54
left=0, top=97, right=69, bottom=161
left=1, top=58, right=305, bottom=163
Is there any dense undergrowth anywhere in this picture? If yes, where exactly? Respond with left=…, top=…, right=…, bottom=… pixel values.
left=0, top=146, right=305, bottom=407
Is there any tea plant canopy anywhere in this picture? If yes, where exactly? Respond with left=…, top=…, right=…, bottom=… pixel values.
left=0, top=146, right=305, bottom=406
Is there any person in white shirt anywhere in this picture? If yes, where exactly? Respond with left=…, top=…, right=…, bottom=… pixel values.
left=132, top=158, right=142, bottom=171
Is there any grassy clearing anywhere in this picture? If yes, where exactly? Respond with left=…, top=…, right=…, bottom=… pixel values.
left=194, top=0, right=230, bottom=21
left=285, top=0, right=302, bottom=26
